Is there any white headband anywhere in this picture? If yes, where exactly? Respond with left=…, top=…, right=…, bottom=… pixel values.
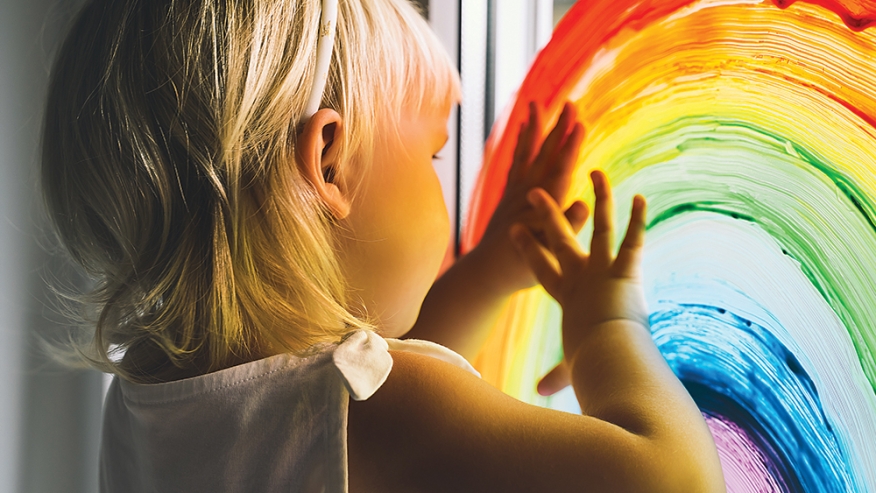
left=303, top=0, right=340, bottom=120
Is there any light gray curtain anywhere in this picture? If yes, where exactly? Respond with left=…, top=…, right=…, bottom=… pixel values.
left=0, top=0, right=104, bottom=492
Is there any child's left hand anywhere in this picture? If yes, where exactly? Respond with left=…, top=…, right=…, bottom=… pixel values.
left=471, top=101, right=588, bottom=297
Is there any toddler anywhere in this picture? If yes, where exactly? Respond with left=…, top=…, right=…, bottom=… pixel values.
left=40, top=0, right=725, bottom=491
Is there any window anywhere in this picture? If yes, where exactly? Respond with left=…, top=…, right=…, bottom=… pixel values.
left=427, top=0, right=576, bottom=255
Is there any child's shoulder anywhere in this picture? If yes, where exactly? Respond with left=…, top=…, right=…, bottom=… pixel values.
left=347, top=342, right=713, bottom=493
left=346, top=348, right=544, bottom=492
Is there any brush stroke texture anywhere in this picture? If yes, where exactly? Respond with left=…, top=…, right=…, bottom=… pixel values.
left=464, top=1, right=876, bottom=491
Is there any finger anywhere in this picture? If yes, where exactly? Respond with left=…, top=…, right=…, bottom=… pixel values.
left=589, top=170, right=615, bottom=269
left=509, top=103, right=535, bottom=179
left=612, top=195, right=647, bottom=279
left=523, top=102, right=544, bottom=171
left=543, top=122, right=585, bottom=201
left=530, top=103, right=576, bottom=180
left=563, top=200, right=589, bottom=234
left=537, top=363, right=572, bottom=396
left=509, top=122, right=528, bottom=182
left=510, top=223, right=562, bottom=298
left=527, top=188, right=584, bottom=273
left=510, top=102, right=540, bottom=181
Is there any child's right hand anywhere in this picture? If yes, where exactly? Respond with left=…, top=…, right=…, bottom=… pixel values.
left=510, top=171, right=649, bottom=376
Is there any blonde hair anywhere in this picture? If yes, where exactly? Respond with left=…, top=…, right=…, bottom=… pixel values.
left=41, top=0, right=460, bottom=383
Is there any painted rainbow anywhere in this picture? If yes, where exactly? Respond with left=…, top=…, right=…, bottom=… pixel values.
left=462, top=1, right=876, bottom=491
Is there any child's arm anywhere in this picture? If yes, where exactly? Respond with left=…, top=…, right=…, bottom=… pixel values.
left=404, top=103, right=587, bottom=361
left=400, top=240, right=523, bottom=360
left=348, top=176, right=725, bottom=492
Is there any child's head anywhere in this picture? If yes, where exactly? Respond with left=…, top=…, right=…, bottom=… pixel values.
left=41, top=0, right=460, bottom=381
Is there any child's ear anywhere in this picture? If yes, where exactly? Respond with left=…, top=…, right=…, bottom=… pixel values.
left=297, top=109, right=351, bottom=219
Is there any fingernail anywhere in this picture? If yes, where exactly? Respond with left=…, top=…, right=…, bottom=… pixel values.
left=537, top=381, right=550, bottom=396
left=634, top=195, right=646, bottom=210
left=526, top=189, right=541, bottom=205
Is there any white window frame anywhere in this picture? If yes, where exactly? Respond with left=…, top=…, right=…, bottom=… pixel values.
left=428, top=0, right=564, bottom=253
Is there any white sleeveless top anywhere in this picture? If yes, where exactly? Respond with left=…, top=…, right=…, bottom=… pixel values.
left=99, top=331, right=479, bottom=493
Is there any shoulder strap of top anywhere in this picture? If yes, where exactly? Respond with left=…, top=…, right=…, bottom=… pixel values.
left=332, top=331, right=393, bottom=401
left=331, top=331, right=481, bottom=402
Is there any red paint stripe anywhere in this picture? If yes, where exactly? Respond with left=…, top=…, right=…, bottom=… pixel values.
left=773, top=0, right=876, bottom=31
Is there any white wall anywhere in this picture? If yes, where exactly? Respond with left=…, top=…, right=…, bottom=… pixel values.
left=0, top=0, right=104, bottom=492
